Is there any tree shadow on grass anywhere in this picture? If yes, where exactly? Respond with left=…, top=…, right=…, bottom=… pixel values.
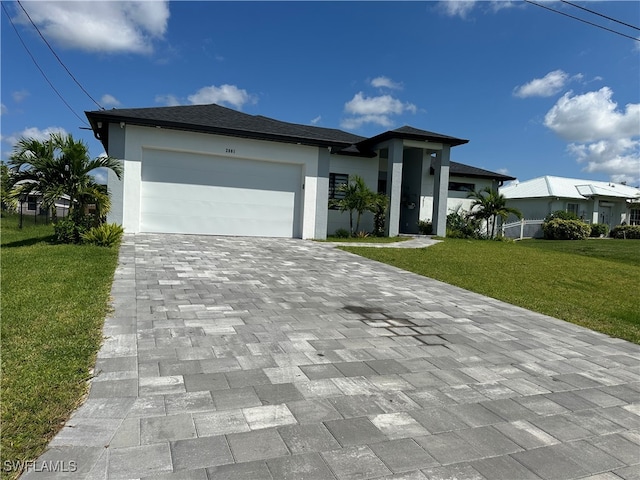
left=1, top=235, right=56, bottom=248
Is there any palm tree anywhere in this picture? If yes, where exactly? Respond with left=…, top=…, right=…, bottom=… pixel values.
left=329, top=175, right=381, bottom=235
left=8, top=133, right=122, bottom=219
left=467, top=187, right=522, bottom=238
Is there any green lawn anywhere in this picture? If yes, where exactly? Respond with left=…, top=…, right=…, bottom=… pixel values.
left=321, top=236, right=410, bottom=243
left=1, top=215, right=119, bottom=479
left=341, top=238, right=640, bottom=344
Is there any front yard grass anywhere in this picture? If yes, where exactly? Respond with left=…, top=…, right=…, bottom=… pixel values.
left=341, top=238, right=640, bottom=344
left=321, top=236, right=410, bottom=243
left=1, top=215, right=119, bottom=479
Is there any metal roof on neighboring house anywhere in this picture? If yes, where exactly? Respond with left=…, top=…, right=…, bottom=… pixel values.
left=501, top=175, right=640, bottom=200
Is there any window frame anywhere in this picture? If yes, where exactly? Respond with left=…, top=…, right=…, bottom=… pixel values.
left=329, top=173, right=349, bottom=203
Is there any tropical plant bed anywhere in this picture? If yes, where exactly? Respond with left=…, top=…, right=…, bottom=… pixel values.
left=0, top=215, right=119, bottom=479
left=340, top=238, right=640, bottom=344
left=321, top=236, right=411, bottom=243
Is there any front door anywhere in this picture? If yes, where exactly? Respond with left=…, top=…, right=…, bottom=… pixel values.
left=600, top=206, right=612, bottom=228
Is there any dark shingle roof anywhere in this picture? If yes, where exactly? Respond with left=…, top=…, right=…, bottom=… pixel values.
left=86, top=104, right=470, bottom=159
left=429, top=160, right=515, bottom=181
left=86, top=103, right=366, bottom=150
left=357, top=125, right=469, bottom=148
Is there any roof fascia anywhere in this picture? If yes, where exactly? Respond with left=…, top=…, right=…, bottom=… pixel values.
left=86, top=112, right=363, bottom=152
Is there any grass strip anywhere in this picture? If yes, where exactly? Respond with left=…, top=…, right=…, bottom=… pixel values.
left=320, top=236, right=410, bottom=243
left=341, top=238, right=640, bottom=344
left=1, top=215, right=119, bottom=479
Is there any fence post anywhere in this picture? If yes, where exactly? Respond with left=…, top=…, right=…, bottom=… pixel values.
left=520, top=218, right=525, bottom=240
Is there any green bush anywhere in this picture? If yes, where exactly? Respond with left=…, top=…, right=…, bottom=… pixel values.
left=53, top=214, right=93, bottom=244
left=446, top=210, right=481, bottom=239
left=610, top=225, right=640, bottom=239
left=333, top=228, right=350, bottom=238
left=544, top=210, right=580, bottom=222
left=590, top=223, right=610, bottom=237
left=418, top=220, right=433, bottom=235
left=543, top=218, right=590, bottom=240
left=81, top=223, right=124, bottom=247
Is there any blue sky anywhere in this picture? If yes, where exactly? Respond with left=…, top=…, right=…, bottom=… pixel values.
left=2, top=1, right=639, bottom=185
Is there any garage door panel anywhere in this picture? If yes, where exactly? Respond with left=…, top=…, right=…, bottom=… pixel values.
left=142, top=151, right=299, bottom=192
left=139, top=150, right=301, bottom=237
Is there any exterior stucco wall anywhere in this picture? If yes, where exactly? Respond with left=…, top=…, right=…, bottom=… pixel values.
left=110, top=124, right=327, bottom=238
left=327, top=154, right=378, bottom=235
left=504, top=197, right=631, bottom=228
left=419, top=170, right=497, bottom=222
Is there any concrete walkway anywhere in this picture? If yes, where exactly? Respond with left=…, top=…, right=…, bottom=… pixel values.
left=24, top=234, right=640, bottom=479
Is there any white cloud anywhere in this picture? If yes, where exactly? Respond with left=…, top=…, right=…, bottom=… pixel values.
left=544, top=87, right=640, bottom=184
left=15, top=1, right=169, bottom=54
left=544, top=87, right=640, bottom=143
left=496, top=168, right=510, bottom=175
left=0, top=104, right=7, bottom=116
left=155, top=94, right=181, bottom=107
left=12, top=89, right=29, bottom=103
left=513, top=70, right=571, bottom=98
left=437, top=1, right=477, bottom=18
left=568, top=139, right=640, bottom=185
left=341, top=115, right=395, bottom=130
left=187, top=84, right=256, bottom=109
left=101, top=94, right=121, bottom=107
left=311, top=115, right=321, bottom=125
left=371, top=76, right=403, bottom=90
left=341, top=92, right=416, bottom=130
left=3, top=126, right=68, bottom=147
left=345, top=92, right=416, bottom=116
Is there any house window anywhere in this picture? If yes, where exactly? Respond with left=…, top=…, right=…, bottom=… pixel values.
left=630, top=208, right=640, bottom=226
left=567, top=203, right=579, bottom=216
left=27, top=195, right=38, bottom=211
left=329, top=173, right=349, bottom=201
left=448, top=182, right=475, bottom=192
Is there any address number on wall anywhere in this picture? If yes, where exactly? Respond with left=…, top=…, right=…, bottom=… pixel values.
left=225, top=148, right=235, bottom=154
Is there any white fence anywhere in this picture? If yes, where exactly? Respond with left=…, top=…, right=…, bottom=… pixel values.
left=501, top=219, right=545, bottom=240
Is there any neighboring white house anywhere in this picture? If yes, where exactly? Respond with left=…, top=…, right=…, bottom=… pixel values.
left=86, top=103, right=485, bottom=239
left=501, top=176, right=640, bottom=229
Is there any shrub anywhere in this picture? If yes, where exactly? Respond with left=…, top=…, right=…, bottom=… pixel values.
left=610, top=225, right=640, bottom=239
left=417, top=220, right=433, bottom=235
left=446, top=210, right=481, bottom=239
left=81, top=223, right=124, bottom=247
left=543, top=218, right=590, bottom=240
left=333, top=228, right=350, bottom=238
left=590, top=223, right=610, bottom=237
left=53, top=214, right=93, bottom=244
left=544, top=210, right=579, bottom=222
left=354, top=230, right=370, bottom=238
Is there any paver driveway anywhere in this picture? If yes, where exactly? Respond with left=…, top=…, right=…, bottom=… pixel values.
left=24, top=234, right=640, bottom=479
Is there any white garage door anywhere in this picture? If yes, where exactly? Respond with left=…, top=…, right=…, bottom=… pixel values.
left=140, top=149, right=302, bottom=237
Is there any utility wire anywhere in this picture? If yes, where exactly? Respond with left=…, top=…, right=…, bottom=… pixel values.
left=524, top=0, right=640, bottom=42
left=16, top=0, right=104, bottom=110
left=1, top=2, right=89, bottom=125
left=561, top=0, right=640, bottom=32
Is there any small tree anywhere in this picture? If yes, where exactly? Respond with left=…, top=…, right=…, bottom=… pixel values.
left=8, top=133, right=122, bottom=220
left=467, top=187, right=522, bottom=239
left=329, top=175, right=381, bottom=235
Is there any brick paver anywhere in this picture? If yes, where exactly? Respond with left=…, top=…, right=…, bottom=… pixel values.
left=22, top=234, right=640, bottom=479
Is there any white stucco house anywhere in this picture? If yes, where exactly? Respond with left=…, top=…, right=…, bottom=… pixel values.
left=501, top=176, right=640, bottom=229
left=86, top=103, right=508, bottom=239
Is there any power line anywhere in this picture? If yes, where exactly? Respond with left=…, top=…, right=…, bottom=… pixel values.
left=525, top=0, right=640, bottom=43
left=1, top=2, right=89, bottom=126
left=16, top=0, right=104, bottom=110
left=561, top=0, right=640, bottom=32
